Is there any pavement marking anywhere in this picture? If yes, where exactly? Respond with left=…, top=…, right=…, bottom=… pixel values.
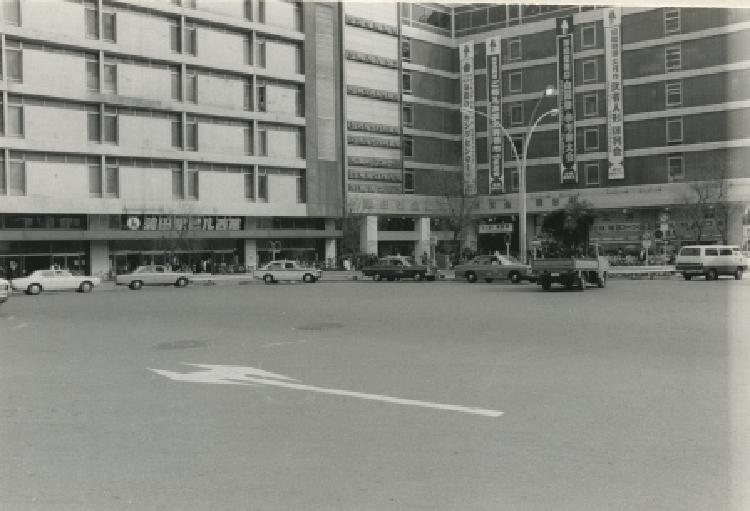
left=149, top=363, right=503, bottom=418
left=11, top=322, right=28, bottom=330
left=263, top=340, right=308, bottom=348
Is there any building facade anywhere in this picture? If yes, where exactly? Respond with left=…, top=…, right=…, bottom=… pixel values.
left=2, top=2, right=750, bottom=277
left=342, top=4, right=750, bottom=263
left=0, top=0, right=343, bottom=276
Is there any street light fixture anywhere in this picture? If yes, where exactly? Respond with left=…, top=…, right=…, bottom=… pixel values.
left=464, top=85, right=557, bottom=263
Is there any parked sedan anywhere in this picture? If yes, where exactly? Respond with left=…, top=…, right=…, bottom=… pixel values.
left=115, top=265, right=192, bottom=290
left=361, top=256, right=437, bottom=281
left=453, top=255, right=534, bottom=284
left=0, top=278, right=10, bottom=305
left=11, top=269, right=101, bottom=295
left=257, top=260, right=322, bottom=284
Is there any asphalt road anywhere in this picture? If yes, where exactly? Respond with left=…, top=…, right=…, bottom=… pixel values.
left=1, top=278, right=748, bottom=510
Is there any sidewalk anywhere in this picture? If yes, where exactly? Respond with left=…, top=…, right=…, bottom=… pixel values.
left=94, top=266, right=677, bottom=290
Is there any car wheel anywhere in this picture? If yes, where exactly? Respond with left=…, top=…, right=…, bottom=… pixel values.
left=79, top=281, right=93, bottom=293
left=484, top=278, right=493, bottom=283
left=27, top=284, right=42, bottom=296
left=683, top=274, right=692, bottom=281
left=175, top=278, right=188, bottom=287
left=129, top=280, right=143, bottom=290
left=509, top=271, right=521, bottom=284
left=414, top=272, right=423, bottom=282
left=735, top=268, right=743, bottom=280
left=706, top=269, right=718, bottom=281
left=597, top=272, right=607, bottom=288
left=541, top=275, right=551, bottom=291
left=577, top=274, right=587, bottom=291
left=466, top=272, right=477, bottom=283
left=303, top=273, right=314, bottom=283
left=263, top=274, right=275, bottom=284
left=373, top=273, right=382, bottom=282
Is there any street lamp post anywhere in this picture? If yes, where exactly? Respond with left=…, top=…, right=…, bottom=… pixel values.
left=464, top=86, right=557, bottom=263
left=519, top=88, right=559, bottom=264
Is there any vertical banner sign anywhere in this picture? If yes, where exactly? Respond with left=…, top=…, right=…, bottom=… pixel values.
left=604, top=8, right=625, bottom=179
left=460, top=41, right=477, bottom=195
left=486, top=36, right=504, bottom=194
left=557, top=16, right=577, bottom=184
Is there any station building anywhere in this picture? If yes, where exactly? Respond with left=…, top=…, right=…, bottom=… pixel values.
left=0, top=0, right=343, bottom=276
left=2, top=2, right=750, bottom=276
left=342, top=3, right=750, bottom=262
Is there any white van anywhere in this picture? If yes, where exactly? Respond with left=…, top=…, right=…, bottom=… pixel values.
left=675, top=245, right=747, bottom=281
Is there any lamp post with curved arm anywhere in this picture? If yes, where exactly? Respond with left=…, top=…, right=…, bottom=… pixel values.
left=469, top=85, right=558, bottom=263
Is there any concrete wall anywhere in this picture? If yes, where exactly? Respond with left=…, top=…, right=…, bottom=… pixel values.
left=120, top=167, right=172, bottom=202
left=268, top=173, right=298, bottom=204
left=199, top=123, right=247, bottom=157
left=346, top=27, right=397, bottom=58
left=118, top=64, right=175, bottom=103
left=198, top=73, right=247, bottom=110
left=25, top=104, right=88, bottom=147
left=347, top=96, right=399, bottom=125
left=119, top=115, right=176, bottom=153
left=265, top=39, right=302, bottom=76
left=196, top=25, right=247, bottom=69
left=24, top=49, right=87, bottom=97
left=266, top=128, right=302, bottom=159
left=89, top=240, right=110, bottom=279
left=266, top=82, right=301, bottom=116
left=26, top=161, right=87, bottom=199
left=265, top=0, right=300, bottom=32
left=117, top=10, right=174, bottom=56
left=21, top=0, right=84, bottom=40
left=345, top=2, right=398, bottom=25
left=196, top=0, right=246, bottom=20
left=345, top=62, right=398, bottom=92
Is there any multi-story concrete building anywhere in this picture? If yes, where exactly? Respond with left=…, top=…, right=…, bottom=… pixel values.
left=0, top=0, right=343, bottom=276
left=342, top=4, right=750, bottom=262
left=3, top=2, right=750, bottom=276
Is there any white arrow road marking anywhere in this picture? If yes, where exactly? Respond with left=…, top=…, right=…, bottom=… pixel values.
left=262, top=339, right=308, bottom=348
left=149, top=363, right=503, bottom=418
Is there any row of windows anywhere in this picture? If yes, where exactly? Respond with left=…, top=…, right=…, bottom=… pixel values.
left=1, top=99, right=304, bottom=157
left=6, top=39, right=304, bottom=112
left=398, top=154, right=687, bottom=197
left=420, top=5, right=681, bottom=37
left=0, top=157, right=306, bottom=203
left=3, top=3, right=302, bottom=71
left=3, top=0, right=302, bottom=33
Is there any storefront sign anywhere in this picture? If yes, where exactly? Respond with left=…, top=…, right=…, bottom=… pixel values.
left=228, top=218, right=241, bottom=231
left=216, top=218, right=228, bottom=231
left=604, top=8, right=624, bottom=180
left=158, top=216, right=172, bottom=230
left=143, top=216, right=158, bottom=231
left=126, top=216, right=141, bottom=230
left=460, top=40, right=477, bottom=195
left=486, top=36, right=504, bottom=195
left=479, top=223, right=513, bottom=234
left=557, top=16, right=577, bottom=184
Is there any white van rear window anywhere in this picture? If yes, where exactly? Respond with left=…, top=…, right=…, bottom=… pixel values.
left=680, top=248, right=700, bottom=256
left=705, top=249, right=719, bottom=256
left=720, top=249, right=733, bottom=256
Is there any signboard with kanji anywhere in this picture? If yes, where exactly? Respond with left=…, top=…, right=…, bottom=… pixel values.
left=486, top=36, right=504, bottom=195
left=557, top=16, right=577, bottom=184
left=604, top=8, right=625, bottom=179
left=460, top=41, right=477, bottom=195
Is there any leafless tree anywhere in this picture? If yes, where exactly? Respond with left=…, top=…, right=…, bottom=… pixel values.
left=679, top=156, right=729, bottom=244
left=437, top=173, right=479, bottom=257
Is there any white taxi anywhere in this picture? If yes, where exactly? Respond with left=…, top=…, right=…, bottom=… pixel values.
left=257, top=260, right=321, bottom=284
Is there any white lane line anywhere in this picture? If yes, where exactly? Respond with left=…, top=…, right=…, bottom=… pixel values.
left=149, top=363, right=503, bottom=418
left=11, top=322, right=28, bottom=330
left=263, top=340, right=308, bottom=348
